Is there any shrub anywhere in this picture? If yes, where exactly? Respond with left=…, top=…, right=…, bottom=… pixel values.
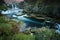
left=0, top=16, right=19, bottom=40
left=12, top=33, right=35, bottom=40
left=35, top=27, right=60, bottom=40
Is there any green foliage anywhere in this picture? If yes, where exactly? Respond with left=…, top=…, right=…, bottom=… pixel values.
left=0, top=36, right=3, bottom=40
left=35, top=27, right=60, bottom=40
left=0, top=16, right=17, bottom=40
left=0, top=16, right=35, bottom=40
left=19, top=20, right=23, bottom=25
left=0, top=16, right=60, bottom=40
left=0, top=4, right=7, bottom=10
left=43, top=5, right=54, bottom=14
left=0, top=16, right=8, bottom=23
left=0, top=23, right=13, bottom=35
left=12, top=33, right=35, bottom=40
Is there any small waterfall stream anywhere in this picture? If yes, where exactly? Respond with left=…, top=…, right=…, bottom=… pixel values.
left=1, top=3, right=27, bottom=32
left=54, top=23, right=60, bottom=34
left=1, top=3, right=60, bottom=33
left=1, top=3, right=43, bottom=32
left=1, top=2, right=47, bottom=31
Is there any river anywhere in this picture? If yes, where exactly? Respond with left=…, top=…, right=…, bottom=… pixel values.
left=1, top=4, right=60, bottom=34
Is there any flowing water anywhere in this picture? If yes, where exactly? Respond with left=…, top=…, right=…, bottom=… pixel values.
left=1, top=3, right=60, bottom=34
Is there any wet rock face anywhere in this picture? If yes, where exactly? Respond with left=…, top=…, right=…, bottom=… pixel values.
left=21, top=0, right=60, bottom=18
left=53, top=6, right=60, bottom=17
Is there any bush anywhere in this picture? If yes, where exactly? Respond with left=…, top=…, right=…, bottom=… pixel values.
left=35, top=27, right=60, bottom=40
left=0, top=16, right=35, bottom=40
left=0, top=16, right=19, bottom=40
left=12, top=33, right=35, bottom=40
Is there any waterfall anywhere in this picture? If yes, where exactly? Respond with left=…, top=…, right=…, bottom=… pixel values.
left=1, top=2, right=28, bottom=32
left=12, top=4, right=14, bottom=9
left=55, top=23, right=60, bottom=34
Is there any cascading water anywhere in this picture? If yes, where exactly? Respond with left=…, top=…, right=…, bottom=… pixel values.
left=55, top=23, right=60, bottom=34
left=1, top=3, right=28, bottom=32
left=1, top=1, right=56, bottom=32
left=1, top=3, right=42, bottom=32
